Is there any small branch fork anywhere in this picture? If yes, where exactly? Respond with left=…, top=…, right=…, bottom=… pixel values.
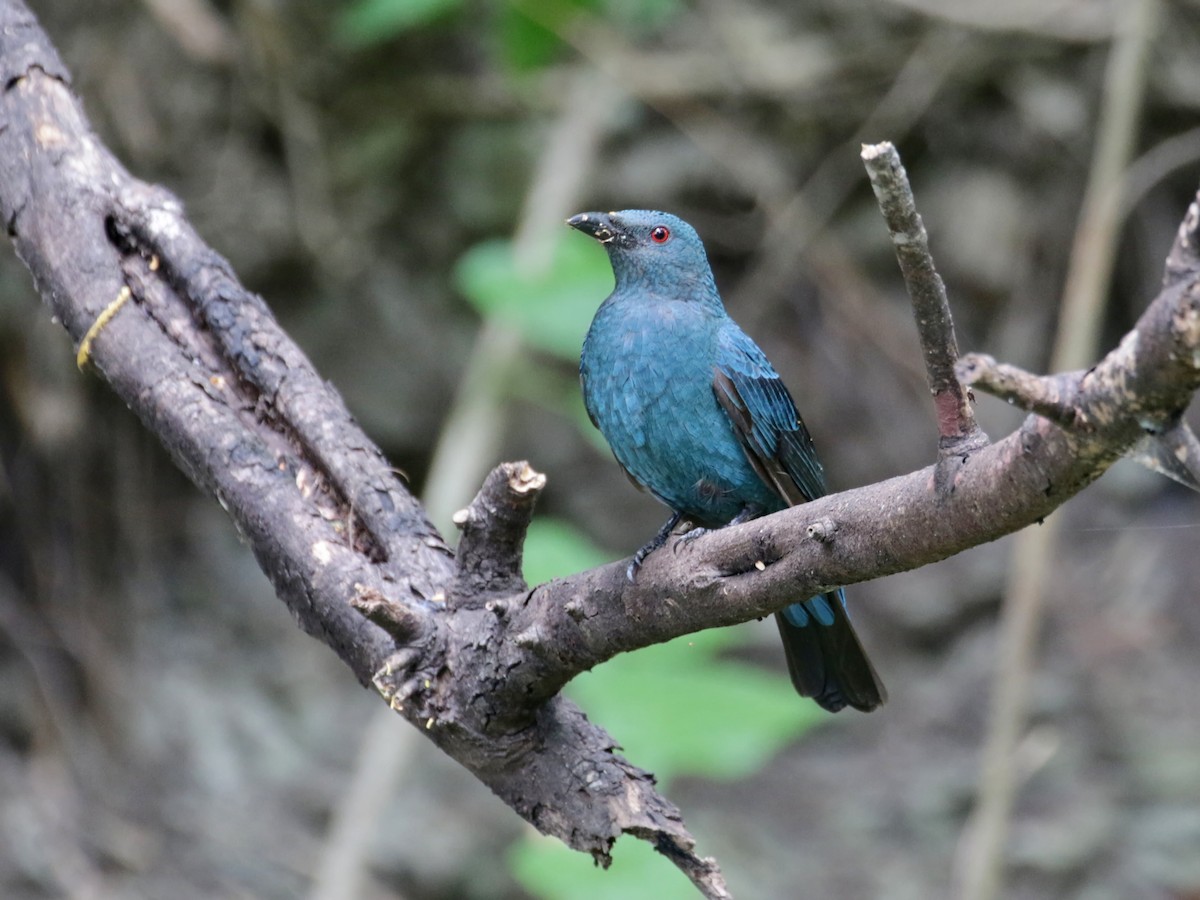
left=955, top=199, right=1200, bottom=492
left=3, top=4, right=1200, bottom=897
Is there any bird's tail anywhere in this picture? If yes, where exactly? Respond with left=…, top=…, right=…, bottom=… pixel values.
left=774, top=588, right=886, bottom=713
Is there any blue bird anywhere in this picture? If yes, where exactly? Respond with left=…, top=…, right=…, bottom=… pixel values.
left=568, top=209, right=886, bottom=713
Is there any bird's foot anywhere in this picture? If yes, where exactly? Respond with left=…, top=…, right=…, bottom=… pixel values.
left=726, top=505, right=762, bottom=527
left=625, top=543, right=658, bottom=582
left=675, top=526, right=710, bottom=549
left=626, top=511, right=684, bottom=582
left=626, top=506, right=762, bottom=580
left=672, top=504, right=760, bottom=554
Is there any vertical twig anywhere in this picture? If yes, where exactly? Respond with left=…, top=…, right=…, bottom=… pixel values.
left=955, top=2, right=1161, bottom=898
left=861, top=141, right=987, bottom=459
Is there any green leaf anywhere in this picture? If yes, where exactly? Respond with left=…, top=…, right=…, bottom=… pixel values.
left=454, top=234, right=612, bottom=360
left=514, top=508, right=823, bottom=900
left=512, top=523, right=824, bottom=900
left=500, top=4, right=565, bottom=71
left=335, top=0, right=463, bottom=47
left=501, top=0, right=599, bottom=71
left=511, top=832, right=699, bottom=900
left=567, top=628, right=826, bottom=786
left=520, top=521, right=823, bottom=786
left=522, top=517, right=615, bottom=585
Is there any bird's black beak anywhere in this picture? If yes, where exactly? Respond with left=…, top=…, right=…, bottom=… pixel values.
left=566, top=211, right=626, bottom=246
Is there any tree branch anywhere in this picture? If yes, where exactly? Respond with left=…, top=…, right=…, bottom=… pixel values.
left=0, top=4, right=724, bottom=895
left=4, top=3, right=1200, bottom=898
left=861, top=140, right=987, bottom=460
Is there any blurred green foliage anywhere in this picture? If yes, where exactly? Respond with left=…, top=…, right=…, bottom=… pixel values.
left=517, top=517, right=825, bottom=899
left=512, top=833, right=700, bottom=900
left=454, top=234, right=612, bottom=360
left=337, top=0, right=683, bottom=56
left=335, top=0, right=463, bottom=46
left=521, top=517, right=615, bottom=584
left=499, top=0, right=598, bottom=70
left=567, top=628, right=825, bottom=785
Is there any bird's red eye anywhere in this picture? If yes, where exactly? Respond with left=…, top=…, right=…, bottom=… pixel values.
left=650, top=225, right=671, bottom=243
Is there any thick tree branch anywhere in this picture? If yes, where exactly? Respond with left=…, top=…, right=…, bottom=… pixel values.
left=0, top=4, right=725, bottom=896
left=4, top=4, right=1200, bottom=898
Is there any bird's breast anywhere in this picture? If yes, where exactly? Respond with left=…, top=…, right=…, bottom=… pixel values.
left=581, top=299, right=769, bottom=523
left=583, top=302, right=710, bottom=438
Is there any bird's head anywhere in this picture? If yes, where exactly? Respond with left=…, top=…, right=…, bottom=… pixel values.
left=566, top=209, right=716, bottom=297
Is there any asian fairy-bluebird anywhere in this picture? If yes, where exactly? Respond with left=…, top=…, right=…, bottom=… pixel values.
left=569, top=209, right=885, bottom=712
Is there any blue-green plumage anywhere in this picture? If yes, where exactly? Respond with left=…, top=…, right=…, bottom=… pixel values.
left=570, top=209, right=886, bottom=713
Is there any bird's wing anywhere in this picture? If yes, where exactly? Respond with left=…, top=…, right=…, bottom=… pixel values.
left=712, top=325, right=828, bottom=505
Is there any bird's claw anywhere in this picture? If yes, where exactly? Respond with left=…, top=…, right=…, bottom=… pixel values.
left=625, top=557, right=643, bottom=582
left=628, top=521, right=710, bottom=580
left=674, top=526, right=709, bottom=550
left=626, top=513, right=685, bottom=582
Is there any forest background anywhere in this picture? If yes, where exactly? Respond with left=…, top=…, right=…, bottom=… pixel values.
left=1, top=0, right=1199, bottom=898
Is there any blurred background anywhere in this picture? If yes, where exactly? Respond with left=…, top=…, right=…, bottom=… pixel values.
left=2, top=0, right=1200, bottom=897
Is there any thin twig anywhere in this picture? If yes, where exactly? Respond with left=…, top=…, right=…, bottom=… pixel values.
left=861, top=141, right=987, bottom=457
left=955, top=355, right=1082, bottom=428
